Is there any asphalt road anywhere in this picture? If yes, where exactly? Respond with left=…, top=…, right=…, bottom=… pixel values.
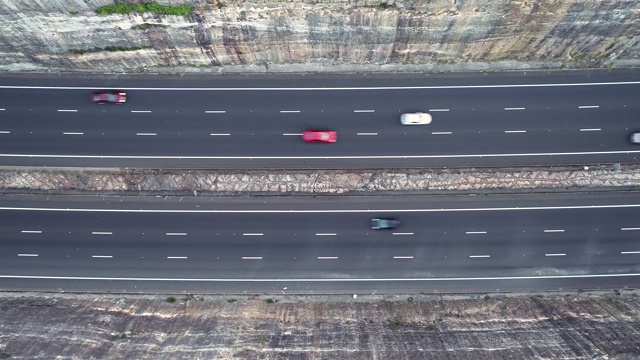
left=1, top=191, right=639, bottom=294
left=0, top=70, right=639, bottom=168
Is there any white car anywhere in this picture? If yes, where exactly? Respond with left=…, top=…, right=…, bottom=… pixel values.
left=631, top=133, right=640, bottom=144
left=401, top=112, right=432, bottom=125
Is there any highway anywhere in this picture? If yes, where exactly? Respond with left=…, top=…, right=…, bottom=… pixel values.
left=0, top=70, right=639, bottom=168
left=1, top=191, right=639, bottom=293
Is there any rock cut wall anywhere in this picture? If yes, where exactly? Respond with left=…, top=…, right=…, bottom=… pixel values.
left=0, top=0, right=638, bottom=72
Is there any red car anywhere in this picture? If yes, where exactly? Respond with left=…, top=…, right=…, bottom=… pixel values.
left=91, top=91, right=127, bottom=104
left=302, top=130, right=337, bottom=143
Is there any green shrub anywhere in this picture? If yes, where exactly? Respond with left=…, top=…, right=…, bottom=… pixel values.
left=69, top=11, right=79, bottom=15
left=166, top=296, right=176, bottom=303
left=96, top=2, right=191, bottom=16
left=227, top=298, right=237, bottom=303
left=265, top=298, right=275, bottom=304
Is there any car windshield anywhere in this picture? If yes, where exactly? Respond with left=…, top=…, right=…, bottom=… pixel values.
left=105, top=94, right=117, bottom=101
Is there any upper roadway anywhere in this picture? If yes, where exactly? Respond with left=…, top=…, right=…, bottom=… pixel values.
left=0, top=70, right=639, bottom=169
left=1, top=191, right=639, bottom=293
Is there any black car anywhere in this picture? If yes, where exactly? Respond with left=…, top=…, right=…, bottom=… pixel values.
left=370, top=218, right=401, bottom=230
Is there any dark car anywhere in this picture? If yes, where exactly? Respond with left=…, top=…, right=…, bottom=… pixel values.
left=302, top=130, right=337, bottom=143
left=91, top=91, right=127, bottom=104
left=370, top=218, right=401, bottom=230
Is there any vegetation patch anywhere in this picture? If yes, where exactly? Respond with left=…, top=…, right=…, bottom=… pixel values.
left=71, top=46, right=152, bottom=55
left=227, top=298, right=237, bottom=303
left=166, top=296, right=177, bottom=304
left=96, top=2, right=191, bottom=16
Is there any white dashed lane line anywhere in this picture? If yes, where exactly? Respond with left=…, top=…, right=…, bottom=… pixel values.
left=283, top=133, right=303, bottom=136
left=91, top=232, right=112, bottom=235
left=136, top=133, right=157, bottom=136
left=0, top=109, right=5, bottom=111
left=357, top=133, right=378, bottom=136
left=429, top=109, right=449, bottom=112
left=167, top=256, right=188, bottom=259
left=318, top=257, right=338, bottom=260
left=166, top=232, right=187, bottom=236
left=545, top=253, right=566, bottom=257
left=353, top=110, right=375, bottom=113
left=315, top=233, right=337, bottom=236
left=393, top=232, right=414, bottom=236
left=504, top=130, right=527, bottom=133
left=621, top=251, right=640, bottom=254
left=243, top=233, right=263, bottom=236
left=21, top=230, right=42, bottom=234
left=0, top=131, right=10, bottom=134
left=621, top=228, right=640, bottom=231
left=63, top=132, right=84, bottom=135
left=210, top=133, right=231, bottom=136
left=580, top=128, right=601, bottom=132
left=431, top=131, right=452, bottom=135
left=393, top=256, right=414, bottom=259
left=18, top=254, right=38, bottom=257
left=205, top=110, right=226, bottom=114
left=131, top=110, right=152, bottom=113
left=544, top=229, right=565, bottom=233
left=504, top=107, right=526, bottom=110
left=469, top=255, right=490, bottom=258
left=92, top=255, right=113, bottom=259
left=578, top=105, right=600, bottom=109
left=280, top=110, right=301, bottom=113
left=57, top=109, right=78, bottom=112
left=466, top=231, right=487, bottom=234
left=242, top=256, right=262, bottom=260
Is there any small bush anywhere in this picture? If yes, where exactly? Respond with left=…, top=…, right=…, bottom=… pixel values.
left=166, top=296, right=176, bottom=303
left=484, top=295, right=491, bottom=301
left=198, top=297, right=204, bottom=301
left=69, top=11, right=79, bottom=15
left=227, top=298, right=237, bottom=303
left=265, top=298, right=275, bottom=304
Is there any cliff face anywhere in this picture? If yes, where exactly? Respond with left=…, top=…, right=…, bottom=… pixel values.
left=0, top=0, right=638, bottom=72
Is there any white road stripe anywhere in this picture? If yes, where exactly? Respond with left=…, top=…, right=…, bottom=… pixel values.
left=466, top=231, right=487, bottom=234
left=205, top=110, right=226, bottom=113
left=243, top=233, right=263, bottom=236
left=318, top=256, right=338, bottom=259
left=167, top=256, right=188, bottom=259
left=580, top=128, right=601, bottom=132
left=283, top=133, right=303, bottom=136
left=621, top=251, right=640, bottom=254
left=280, top=110, right=301, bottom=113
left=469, top=255, right=490, bottom=258
left=431, top=132, right=452, bottom=135
left=0, top=131, right=11, bottom=134
left=21, top=230, right=42, bottom=234
left=0, top=109, right=5, bottom=111
left=57, top=109, right=78, bottom=112
left=92, top=255, right=113, bottom=258
left=92, top=232, right=112, bottom=235
left=545, top=253, right=566, bottom=257
left=316, top=233, right=337, bottom=236
left=131, top=110, right=152, bottom=113
left=621, top=228, right=640, bottom=231
left=63, top=132, right=84, bottom=135
left=357, top=133, right=378, bottom=136
left=166, top=232, right=187, bottom=236
left=429, top=109, right=449, bottom=112
left=578, top=105, right=599, bottom=109
left=393, top=256, right=414, bottom=259
left=18, top=254, right=38, bottom=257
left=242, top=256, right=262, bottom=260
left=504, top=130, right=526, bottom=133
left=393, top=232, right=414, bottom=235
left=136, top=133, right=157, bottom=136
left=544, top=229, right=565, bottom=233
left=505, top=107, right=525, bottom=110
left=354, top=110, right=375, bottom=113
left=209, top=133, right=231, bottom=136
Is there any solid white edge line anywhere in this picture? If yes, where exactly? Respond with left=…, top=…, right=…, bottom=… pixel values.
left=578, top=105, right=600, bottom=109
left=2, top=149, right=640, bottom=160
left=17, top=254, right=38, bottom=257
left=466, top=231, right=487, bottom=234
left=580, top=128, right=602, bottom=132
left=92, top=255, right=113, bottom=258
left=621, top=251, right=640, bottom=254
left=136, top=133, right=157, bottom=136
left=504, top=107, right=526, bottom=110
left=3, top=81, right=638, bottom=91
left=57, top=109, right=78, bottom=112
left=92, top=232, right=112, bottom=235
left=621, top=228, right=640, bottom=231
left=315, top=233, right=337, bottom=236
left=354, top=110, right=375, bottom=113
left=357, top=133, right=378, bottom=136
left=243, top=233, right=263, bottom=236
left=3, top=273, right=640, bottom=282
left=280, top=110, right=301, bottom=113
left=2, top=203, right=640, bottom=214
left=544, top=229, right=565, bottom=233
left=242, top=257, right=262, bottom=260
left=431, top=132, right=452, bottom=135
left=166, top=232, right=187, bottom=236
left=210, top=133, right=231, bottom=136
left=393, top=256, right=414, bottom=259
left=318, top=257, right=338, bottom=259
left=393, top=233, right=414, bottom=235
left=545, top=253, right=566, bottom=257
left=504, top=130, right=527, bottom=133
left=469, top=255, right=490, bottom=258
left=205, top=111, right=226, bottom=113
left=63, top=132, right=84, bottom=135
left=429, top=109, right=449, bottom=112
left=21, top=230, right=42, bottom=234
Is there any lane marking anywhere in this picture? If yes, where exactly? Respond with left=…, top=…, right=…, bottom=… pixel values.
left=283, top=133, right=303, bottom=136
left=578, top=105, right=600, bottom=109
left=393, top=256, right=414, bottom=259
left=357, top=132, right=378, bottom=136
left=280, top=110, right=301, bottom=113
left=21, top=230, right=42, bottom=234
left=318, top=256, right=338, bottom=260
left=205, top=110, right=226, bottom=113
left=621, top=228, right=640, bottom=231
left=0, top=131, right=10, bottom=134
left=393, top=232, right=414, bottom=235
left=431, top=132, right=452, bottom=135
left=0, top=109, right=5, bottom=111
left=63, top=132, right=84, bottom=135
left=1, top=82, right=637, bottom=91
left=316, top=233, right=337, bottom=236
left=469, top=255, right=490, bottom=258
left=209, top=133, right=231, bottom=136
left=242, top=256, right=262, bottom=260
left=92, top=255, right=113, bottom=258
left=505, top=107, right=525, bottom=110
left=545, top=253, right=566, bottom=257
left=92, top=232, right=112, bottom=235
left=544, top=229, right=565, bottom=233
left=167, top=256, right=188, bottom=259
left=429, top=109, right=449, bottom=112
left=166, top=232, right=187, bottom=236
left=131, top=110, right=152, bottom=113
left=466, top=231, right=487, bottom=234
left=57, top=109, right=78, bottom=112
left=243, top=233, right=263, bottom=236
left=580, top=128, right=601, bottom=132
left=18, top=254, right=38, bottom=257
left=136, top=133, right=157, bottom=136
left=3, top=272, right=640, bottom=282
left=354, top=110, right=375, bottom=113
left=621, top=251, right=640, bottom=254
left=2, top=149, right=640, bottom=161
left=504, top=130, right=527, bottom=133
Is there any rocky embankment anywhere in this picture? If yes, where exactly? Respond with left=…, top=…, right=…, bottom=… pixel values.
left=0, top=0, right=638, bottom=73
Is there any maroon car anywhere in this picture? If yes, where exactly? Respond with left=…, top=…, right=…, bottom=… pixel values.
left=91, top=91, right=127, bottom=104
left=302, top=130, right=337, bottom=143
